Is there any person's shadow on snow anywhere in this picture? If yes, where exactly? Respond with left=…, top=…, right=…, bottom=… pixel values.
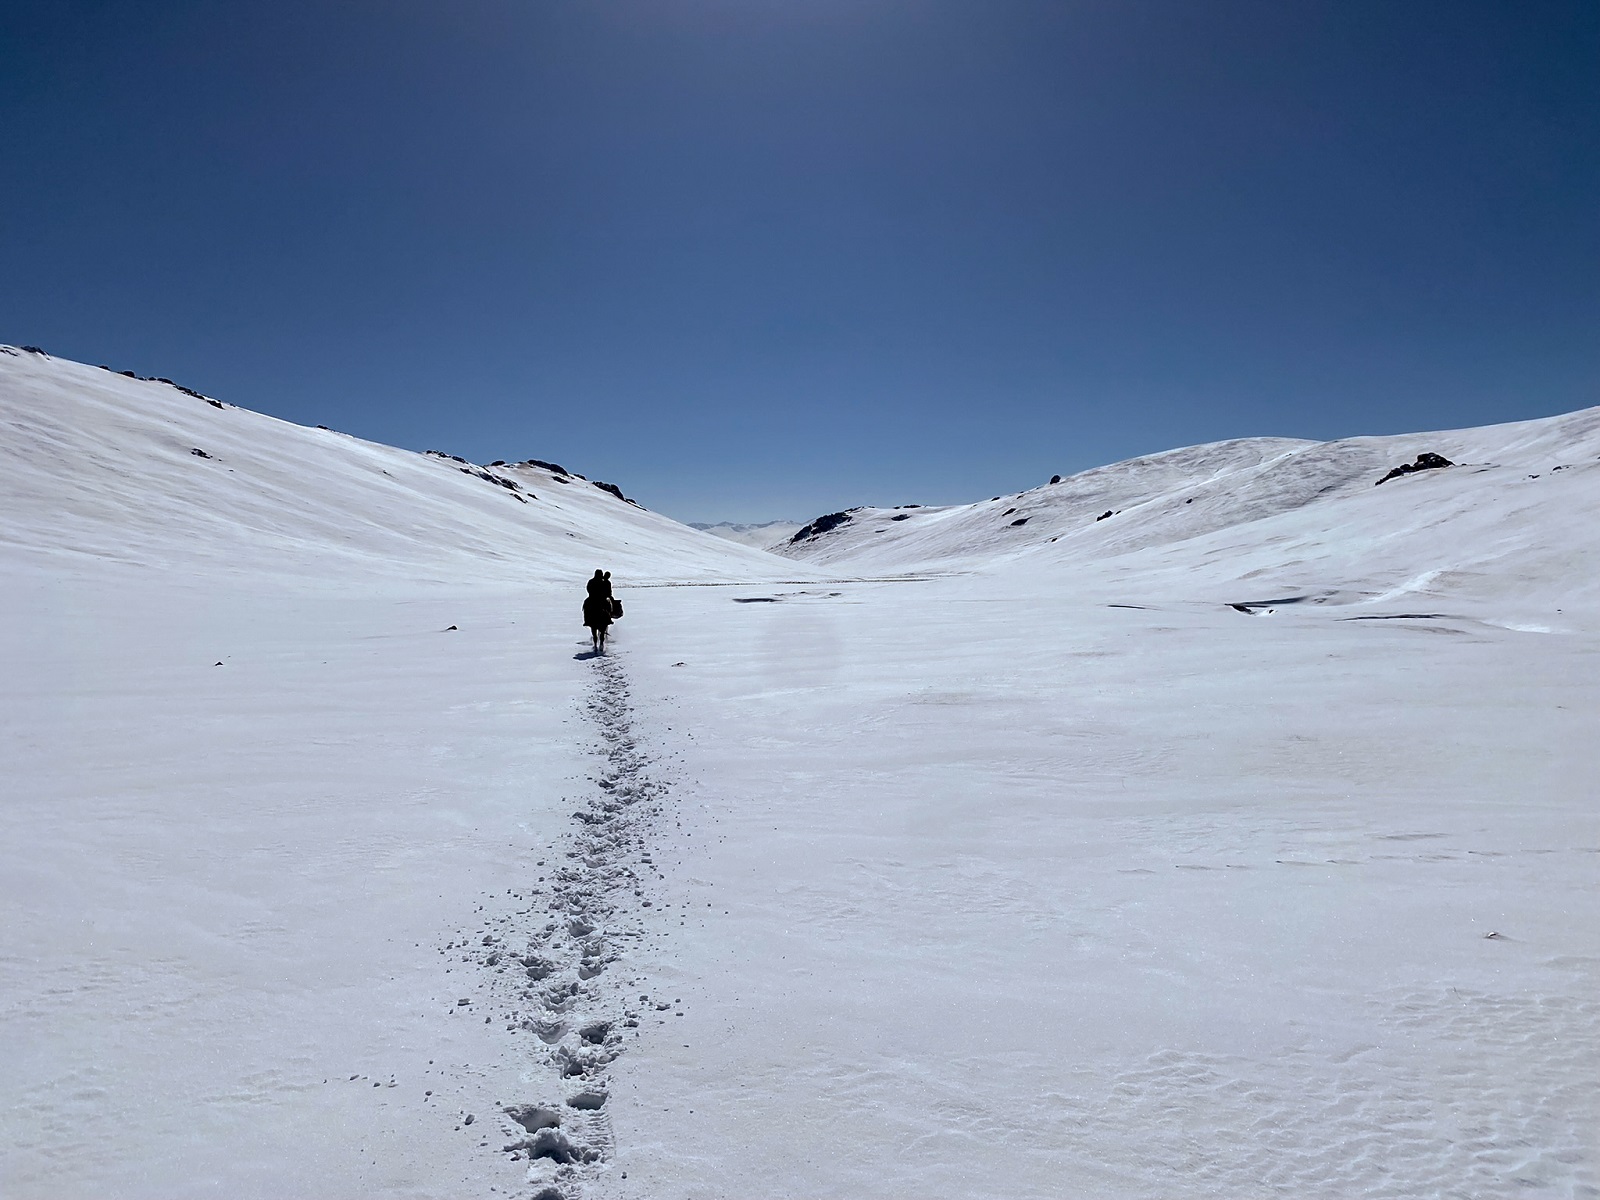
left=573, top=649, right=605, bottom=661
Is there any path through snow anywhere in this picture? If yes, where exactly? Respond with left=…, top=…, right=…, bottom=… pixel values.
left=463, top=645, right=683, bottom=1196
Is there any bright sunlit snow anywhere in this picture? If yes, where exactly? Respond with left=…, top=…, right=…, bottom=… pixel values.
left=3, top=346, right=1596, bottom=1199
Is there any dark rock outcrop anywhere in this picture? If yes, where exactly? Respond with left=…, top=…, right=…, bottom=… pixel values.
left=790, top=510, right=856, bottom=543
left=1375, top=452, right=1453, bottom=485
left=457, top=465, right=531, bottom=502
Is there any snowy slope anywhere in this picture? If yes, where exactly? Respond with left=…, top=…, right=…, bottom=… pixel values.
left=0, top=345, right=804, bottom=585
left=4, top=347, right=1597, bottom=1200
left=777, top=412, right=1600, bottom=615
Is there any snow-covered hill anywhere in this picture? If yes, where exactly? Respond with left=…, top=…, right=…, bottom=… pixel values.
left=0, top=345, right=802, bottom=585
left=777, top=411, right=1600, bottom=613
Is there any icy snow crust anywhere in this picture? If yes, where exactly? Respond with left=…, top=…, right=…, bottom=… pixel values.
left=3, top=347, right=1597, bottom=1199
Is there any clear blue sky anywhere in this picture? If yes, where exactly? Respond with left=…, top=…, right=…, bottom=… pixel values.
left=3, top=1, right=1596, bottom=523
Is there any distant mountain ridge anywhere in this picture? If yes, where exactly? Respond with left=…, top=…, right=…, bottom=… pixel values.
left=688, top=520, right=806, bottom=551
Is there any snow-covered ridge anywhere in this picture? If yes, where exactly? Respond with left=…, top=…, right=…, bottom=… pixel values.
left=0, top=346, right=801, bottom=585
left=776, top=407, right=1600, bottom=611
left=6, top=343, right=1595, bottom=611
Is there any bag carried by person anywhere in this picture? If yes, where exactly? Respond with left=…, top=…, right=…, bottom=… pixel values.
left=611, top=598, right=623, bottom=619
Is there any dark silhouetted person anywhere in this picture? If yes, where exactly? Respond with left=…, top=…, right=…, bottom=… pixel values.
left=583, top=569, right=615, bottom=652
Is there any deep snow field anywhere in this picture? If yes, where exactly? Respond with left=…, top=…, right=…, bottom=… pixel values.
left=3, top=346, right=1597, bottom=1199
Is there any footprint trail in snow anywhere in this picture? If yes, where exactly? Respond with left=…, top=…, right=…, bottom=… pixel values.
left=465, top=650, right=675, bottom=1197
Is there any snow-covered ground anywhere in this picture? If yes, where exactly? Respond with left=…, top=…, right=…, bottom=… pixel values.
left=3, top=347, right=1596, bottom=1199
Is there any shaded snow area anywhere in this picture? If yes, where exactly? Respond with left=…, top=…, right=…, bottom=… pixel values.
left=3, top=347, right=1597, bottom=1199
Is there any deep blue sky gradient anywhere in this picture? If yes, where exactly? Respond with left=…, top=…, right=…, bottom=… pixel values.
left=3, top=0, right=1596, bottom=522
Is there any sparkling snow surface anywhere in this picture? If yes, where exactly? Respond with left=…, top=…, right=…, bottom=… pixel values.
left=3, top=348, right=1597, bottom=1199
